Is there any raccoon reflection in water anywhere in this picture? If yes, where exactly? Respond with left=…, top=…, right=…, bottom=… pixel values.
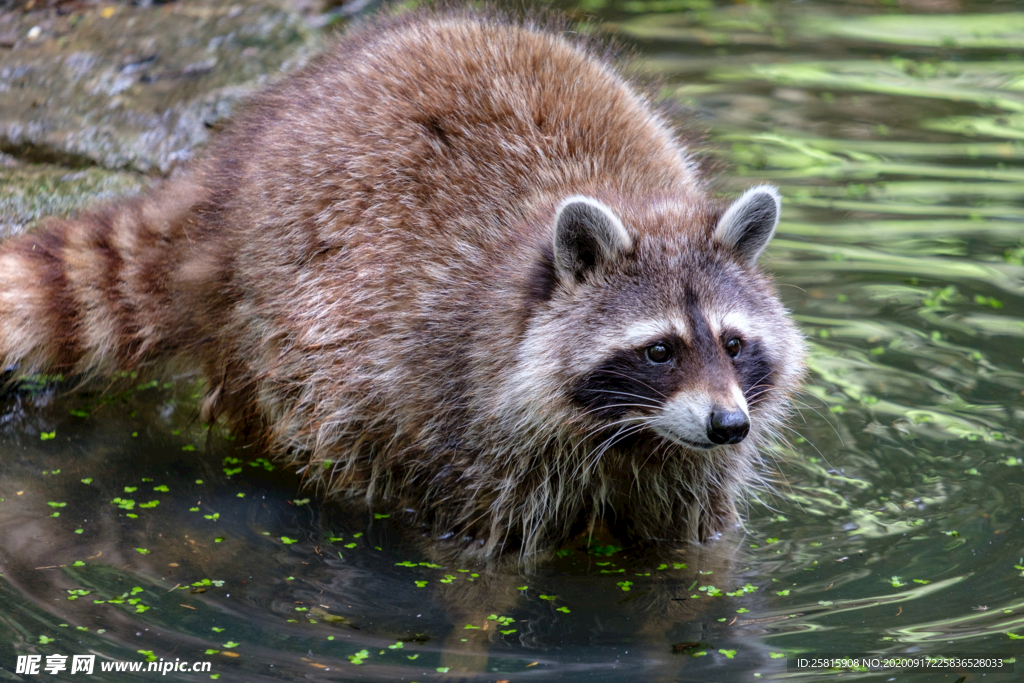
left=0, top=6, right=805, bottom=564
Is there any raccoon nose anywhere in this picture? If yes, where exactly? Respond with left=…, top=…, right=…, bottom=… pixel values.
left=706, top=408, right=749, bottom=445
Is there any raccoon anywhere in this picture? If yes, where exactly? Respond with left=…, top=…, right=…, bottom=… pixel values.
left=0, top=7, right=804, bottom=562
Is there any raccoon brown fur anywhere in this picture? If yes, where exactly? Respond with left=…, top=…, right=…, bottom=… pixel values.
left=0, top=6, right=805, bottom=562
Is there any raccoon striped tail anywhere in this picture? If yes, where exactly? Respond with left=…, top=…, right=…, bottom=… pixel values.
left=0, top=174, right=208, bottom=380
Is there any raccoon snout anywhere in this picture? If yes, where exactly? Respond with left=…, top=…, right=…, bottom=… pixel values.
left=707, top=408, right=750, bottom=445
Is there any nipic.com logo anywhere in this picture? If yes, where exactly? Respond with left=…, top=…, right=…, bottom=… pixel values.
left=15, top=655, right=213, bottom=675
left=16, top=655, right=96, bottom=675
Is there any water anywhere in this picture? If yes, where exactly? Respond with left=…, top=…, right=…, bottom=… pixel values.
left=2, top=1, right=1022, bottom=681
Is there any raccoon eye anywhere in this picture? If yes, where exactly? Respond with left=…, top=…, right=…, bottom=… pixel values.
left=645, top=343, right=672, bottom=364
left=725, top=337, right=743, bottom=358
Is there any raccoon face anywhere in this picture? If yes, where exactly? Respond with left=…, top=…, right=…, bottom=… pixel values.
left=550, top=187, right=791, bottom=451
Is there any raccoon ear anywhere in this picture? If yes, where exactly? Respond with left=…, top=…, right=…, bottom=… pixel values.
left=552, top=196, right=631, bottom=284
left=714, top=185, right=781, bottom=265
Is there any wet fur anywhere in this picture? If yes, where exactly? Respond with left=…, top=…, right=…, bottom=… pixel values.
left=0, top=6, right=804, bottom=562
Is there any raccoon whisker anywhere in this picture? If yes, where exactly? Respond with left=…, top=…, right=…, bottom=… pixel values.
left=747, top=448, right=796, bottom=515
left=574, top=401, right=663, bottom=418
left=744, top=379, right=774, bottom=396
left=580, top=388, right=666, bottom=405
left=787, top=397, right=834, bottom=421
left=569, top=415, right=653, bottom=462
left=590, top=369, right=671, bottom=400
left=756, top=436, right=794, bottom=482
left=762, top=425, right=795, bottom=454
left=577, top=419, right=655, bottom=479
left=789, top=390, right=847, bottom=448
left=652, top=430, right=684, bottom=456
left=654, top=438, right=676, bottom=481
left=757, top=445, right=793, bottom=497
left=785, top=401, right=818, bottom=426
left=746, top=487, right=785, bottom=516
left=776, top=283, right=808, bottom=294
left=762, top=449, right=802, bottom=508
left=777, top=422, right=831, bottom=467
left=565, top=421, right=634, bottom=481
left=530, top=429, right=565, bottom=471
left=570, top=425, right=642, bottom=482
left=577, top=399, right=663, bottom=412
left=744, top=387, right=774, bottom=405
left=743, top=371, right=776, bottom=404
left=572, top=402, right=664, bottom=421
left=774, top=405, right=835, bottom=468
left=629, top=435, right=672, bottom=496
left=588, top=420, right=654, bottom=465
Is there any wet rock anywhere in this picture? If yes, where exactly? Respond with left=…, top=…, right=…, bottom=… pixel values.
left=0, top=0, right=321, bottom=175
left=0, top=153, right=147, bottom=238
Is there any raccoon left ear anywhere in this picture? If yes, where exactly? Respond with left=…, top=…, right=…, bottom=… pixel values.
left=552, top=196, right=632, bottom=284
left=714, top=185, right=781, bottom=265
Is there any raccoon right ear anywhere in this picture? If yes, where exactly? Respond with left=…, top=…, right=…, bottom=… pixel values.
left=552, top=196, right=632, bottom=284
left=714, top=185, right=782, bottom=266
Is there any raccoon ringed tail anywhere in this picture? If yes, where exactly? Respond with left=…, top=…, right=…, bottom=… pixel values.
left=0, top=174, right=208, bottom=380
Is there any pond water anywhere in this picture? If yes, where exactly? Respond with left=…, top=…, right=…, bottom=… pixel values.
left=2, top=0, right=1023, bottom=681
